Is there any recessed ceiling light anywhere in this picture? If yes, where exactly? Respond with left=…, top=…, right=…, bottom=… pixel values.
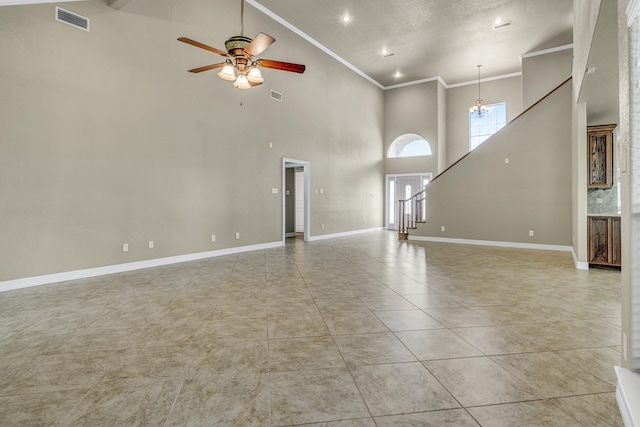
left=393, top=70, right=402, bottom=79
left=342, top=14, right=351, bottom=24
left=495, top=18, right=502, bottom=25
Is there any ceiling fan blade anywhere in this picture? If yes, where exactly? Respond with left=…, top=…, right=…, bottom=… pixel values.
left=257, top=59, right=306, bottom=74
left=177, top=37, right=228, bottom=57
left=188, top=63, right=226, bottom=73
left=244, top=33, right=275, bottom=57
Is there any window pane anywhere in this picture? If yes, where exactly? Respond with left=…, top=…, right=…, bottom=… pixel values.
left=469, top=102, right=507, bottom=151
left=388, top=134, right=432, bottom=158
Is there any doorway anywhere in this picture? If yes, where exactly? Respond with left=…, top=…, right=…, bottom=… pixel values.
left=385, top=173, right=432, bottom=230
left=283, top=158, right=310, bottom=242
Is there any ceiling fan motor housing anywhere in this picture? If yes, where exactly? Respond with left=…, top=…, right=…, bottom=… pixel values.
left=225, top=36, right=252, bottom=55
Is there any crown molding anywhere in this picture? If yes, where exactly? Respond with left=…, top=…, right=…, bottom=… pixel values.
left=520, top=43, right=574, bottom=60
left=446, top=72, right=523, bottom=89
left=0, top=0, right=85, bottom=4
left=246, top=0, right=384, bottom=90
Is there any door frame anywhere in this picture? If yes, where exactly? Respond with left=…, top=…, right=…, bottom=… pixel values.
left=282, top=158, right=311, bottom=242
left=385, top=172, right=432, bottom=230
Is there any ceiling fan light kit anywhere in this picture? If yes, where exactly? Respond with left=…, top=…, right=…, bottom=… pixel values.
left=218, top=63, right=237, bottom=81
left=178, top=0, right=305, bottom=90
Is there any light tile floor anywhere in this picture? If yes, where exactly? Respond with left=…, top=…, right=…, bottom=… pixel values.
left=0, top=231, right=624, bottom=426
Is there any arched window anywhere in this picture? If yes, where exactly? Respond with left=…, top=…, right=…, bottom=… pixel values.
left=387, top=133, right=432, bottom=158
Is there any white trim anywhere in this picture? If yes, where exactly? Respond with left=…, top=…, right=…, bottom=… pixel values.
left=246, top=0, right=384, bottom=90
left=628, top=0, right=640, bottom=27
left=615, top=366, right=640, bottom=427
left=385, top=76, right=447, bottom=91
left=446, top=72, right=523, bottom=89
left=283, top=157, right=311, bottom=242
left=0, top=0, right=85, bottom=5
left=407, top=235, right=573, bottom=252
left=0, top=241, right=282, bottom=293
left=309, top=227, right=384, bottom=242
left=285, top=232, right=296, bottom=238
left=385, top=172, right=433, bottom=178
left=519, top=43, right=574, bottom=60
left=572, top=248, right=590, bottom=270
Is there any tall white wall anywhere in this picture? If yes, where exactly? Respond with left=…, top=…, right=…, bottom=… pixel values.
left=0, top=0, right=385, bottom=282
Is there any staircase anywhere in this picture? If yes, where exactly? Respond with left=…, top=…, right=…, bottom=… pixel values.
left=397, top=188, right=426, bottom=240
left=397, top=76, right=572, bottom=242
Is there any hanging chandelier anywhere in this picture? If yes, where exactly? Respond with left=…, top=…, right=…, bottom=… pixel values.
left=470, top=65, right=490, bottom=118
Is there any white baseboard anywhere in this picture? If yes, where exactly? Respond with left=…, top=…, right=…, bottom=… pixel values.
left=0, top=241, right=283, bottom=293
left=571, top=248, right=590, bottom=270
left=615, top=366, right=640, bottom=427
left=309, top=227, right=385, bottom=242
left=407, top=235, right=574, bottom=253
left=285, top=232, right=297, bottom=238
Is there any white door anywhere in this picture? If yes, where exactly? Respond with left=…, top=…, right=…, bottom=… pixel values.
left=295, top=170, right=305, bottom=233
left=386, top=174, right=431, bottom=230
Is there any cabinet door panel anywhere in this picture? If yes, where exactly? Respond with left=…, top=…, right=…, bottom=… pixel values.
left=588, top=217, right=610, bottom=264
left=587, top=125, right=615, bottom=189
left=611, top=217, right=622, bottom=265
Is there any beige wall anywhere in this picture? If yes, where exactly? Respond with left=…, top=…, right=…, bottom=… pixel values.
left=445, top=76, right=523, bottom=167
left=522, top=48, right=574, bottom=110
left=383, top=81, right=440, bottom=176
left=573, top=0, right=604, bottom=96
left=0, top=0, right=384, bottom=282
left=413, top=81, right=573, bottom=246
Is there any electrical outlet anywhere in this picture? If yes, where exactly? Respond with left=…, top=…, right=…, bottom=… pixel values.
left=211, top=234, right=216, bottom=242
left=235, top=232, right=240, bottom=240
left=441, top=226, right=445, bottom=232
left=504, top=158, right=509, bottom=164
left=321, top=224, right=325, bottom=230
left=529, top=230, right=534, bottom=237
left=122, top=243, right=129, bottom=252
left=148, top=240, right=154, bottom=249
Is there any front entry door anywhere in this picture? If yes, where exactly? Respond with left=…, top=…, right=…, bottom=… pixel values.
left=386, top=174, right=431, bottom=230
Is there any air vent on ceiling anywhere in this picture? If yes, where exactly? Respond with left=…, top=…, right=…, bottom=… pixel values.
left=270, top=90, right=283, bottom=102
left=493, top=21, right=511, bottom=30
left=55, top=7, right=89, bottom=32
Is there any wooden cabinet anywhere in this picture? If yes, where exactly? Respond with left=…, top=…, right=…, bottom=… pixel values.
left=588, top=216, right=621, bottom=267
left=587, top=124, right=616, bottom=188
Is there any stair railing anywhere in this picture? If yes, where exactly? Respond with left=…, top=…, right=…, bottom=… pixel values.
left=398, top=188, right=426, bottom=236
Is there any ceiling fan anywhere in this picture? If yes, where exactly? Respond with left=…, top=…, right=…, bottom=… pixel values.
left=177, top=0, right=306, bottom=89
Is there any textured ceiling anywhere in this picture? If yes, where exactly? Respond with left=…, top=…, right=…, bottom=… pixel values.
left=253, top=0, right=573, bottom=87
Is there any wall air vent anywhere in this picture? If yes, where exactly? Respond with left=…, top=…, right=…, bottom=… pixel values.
left=270, top=90, right=283, bottom=102
left=55, top=7, right=89, bottom=32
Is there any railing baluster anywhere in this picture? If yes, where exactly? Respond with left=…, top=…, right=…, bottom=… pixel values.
left=397, top=188, right=427, bottom=240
